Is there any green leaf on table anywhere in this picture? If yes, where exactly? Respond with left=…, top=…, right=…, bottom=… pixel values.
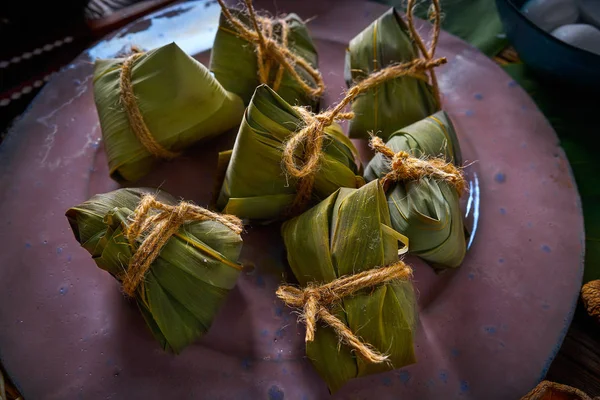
left=376, top=0, right=508, bottom=56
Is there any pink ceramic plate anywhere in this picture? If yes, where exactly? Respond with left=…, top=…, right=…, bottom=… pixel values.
left=0, top=1, right=584, bottom=399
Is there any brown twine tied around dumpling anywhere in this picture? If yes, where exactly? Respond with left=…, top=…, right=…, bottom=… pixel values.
left=282, top=0, right=446, bottom=215
left=370, top=135, right=466, bottom=195
left=121, top=194, right=243, bottom=297
left=119, top=50, right=181, bottom=160
left=581, top=280, right=600, bottom=321
left=284, top=106, right=358, bottom=211
left=216, top=0, right=324, bottom=97
left=276, top=261, right=413, bottom=363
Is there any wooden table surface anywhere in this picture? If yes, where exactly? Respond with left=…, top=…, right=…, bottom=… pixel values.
left=547, top=302, right=600, bottom=397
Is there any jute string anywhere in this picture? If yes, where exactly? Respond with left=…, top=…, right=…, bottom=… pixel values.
left=581, top=280, right=600, bottom=321
left=370, top=135, right=466, bottom=195
left=282, top=0, right=446, bottom=214
left=216, top=0, right=324, bottom=97
left=277, top=261, right=413, bottom=363
left=119, top=51, right=181, bottom=159
left=122, top=194, right=243, bottom=297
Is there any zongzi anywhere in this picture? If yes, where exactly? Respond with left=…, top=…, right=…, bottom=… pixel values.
left=365, top=111, right=467, bottom=270
left=277, top=180, right=416, bottom=393
left=66, top=188, right=243, bottom=353
left=93, top=42, right=245, bottom=182
left=216, top=84, right=363, bottom=221
left=345, top=7, right=440, bottom=140
left=210, top=0, right=322, bottom=108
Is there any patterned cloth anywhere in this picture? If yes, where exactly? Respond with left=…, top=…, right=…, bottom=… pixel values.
left=0, top=0, right=147, bottom=139
left=85, top=0, right=142, bottom=20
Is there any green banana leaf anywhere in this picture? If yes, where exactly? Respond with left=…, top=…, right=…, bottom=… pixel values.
left=94, top=42, right=245, bottom=183
left=282, top=180, right=417, bottom=393
left=345, top=7, right=439, bottom=141
left=66, top=188, right=243, bottom=353
left=216, top=84, right=363, bottom=221
left=365, top=111, right=466, bottom=270
left=414, top=0, right=507, bottom=57
left=210, top=9, right=320, bottom=109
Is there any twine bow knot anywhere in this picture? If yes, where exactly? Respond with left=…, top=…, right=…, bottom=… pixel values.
left=276, top=261, right=413, bottom=363
left=122, top=194, right=243, bottom=297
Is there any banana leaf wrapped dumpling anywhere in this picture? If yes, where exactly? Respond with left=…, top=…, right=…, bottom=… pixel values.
left=278, top=180, right=417, bottom=393
left=345, top=8, right=440, bottom=141
left=66, top=188, right=243, bottom=353
left=94, top=42, right=245, bottom=182
left=216, top=85, right=364, bottom=221
left=365, top=111, right=466, bottom=270
left=210, top=2, right=322, bottom=108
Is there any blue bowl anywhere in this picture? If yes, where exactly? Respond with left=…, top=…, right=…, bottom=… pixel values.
left=496, top=0, right=600, bottom=88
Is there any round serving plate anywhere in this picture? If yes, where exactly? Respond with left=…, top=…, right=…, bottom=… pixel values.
left=0, top=1, right=584, bottom=399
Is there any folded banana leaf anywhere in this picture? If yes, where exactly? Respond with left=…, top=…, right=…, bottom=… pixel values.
left=282, top=180, right=417, bottom=393
left=216, top=84, right=363, bottom=221
left=345, top=8, right=439, bottom=141
left=66, top=188, right=243, bottom=353
left=210, top=9, right=320, bottom=108
left=365, top=111, right=466, bottom=270
left=94, top=42, right=245, bottom=182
